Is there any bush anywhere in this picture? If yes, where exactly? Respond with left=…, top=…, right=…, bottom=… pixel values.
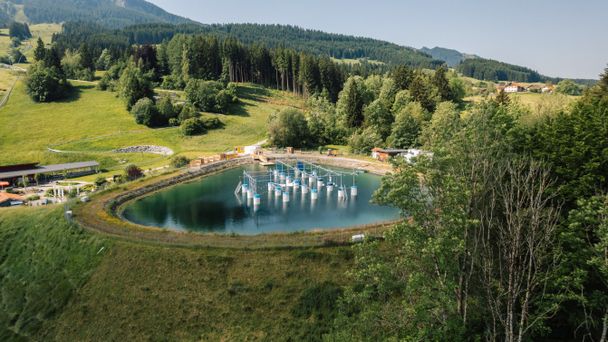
left=201, top=117, right=223, bottom=129
left=181, top=117, right=207, bottom=136
left=26, top=195, right=40, bottom=201
left=157, top=96, right=177, bottom=122
left=94, top=176, right=107, bottom=187
left=9, top=48, right=26, bottom=64
left=124, top=164, right=143, bottom=181
left=555, top=79, right=583, bottom=96
left=268, top=108, right=311, bottom=148
left=25, top=62, right=69, bottom=102
left=170, top=156, right=190, bottom=168
left=178, top=103, right=198, bottom=122
left=161, top=73, right=185, bottom=90
left=348, top=127, right=383, bottom=154
left=131, top=98, right=160, bottom=127
left=168, top=118, right=180, bottom=127
left=185, top=79, right=237, bottom=113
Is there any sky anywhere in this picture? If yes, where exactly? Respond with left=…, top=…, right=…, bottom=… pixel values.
left=147, top=0, right=608, bottom=79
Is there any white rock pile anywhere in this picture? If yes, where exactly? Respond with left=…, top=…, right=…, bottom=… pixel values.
left=113, top=145, right=174, bottom=156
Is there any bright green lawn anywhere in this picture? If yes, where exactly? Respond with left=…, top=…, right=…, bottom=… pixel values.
left=0, top=80, right=302, bottom=172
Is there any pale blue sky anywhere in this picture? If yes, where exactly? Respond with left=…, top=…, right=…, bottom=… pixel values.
left=148, top=0, right=607, bottom=79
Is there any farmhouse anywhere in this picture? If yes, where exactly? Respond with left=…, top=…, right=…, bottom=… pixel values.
left=503, top=83, right=526, bottom=93
left=0, top=161, right=100, bottom=186
left=542, top=85, right=555, bottom=93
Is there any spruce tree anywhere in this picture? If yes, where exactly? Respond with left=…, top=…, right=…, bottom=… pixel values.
left=34, top=37, right=46, bottom=62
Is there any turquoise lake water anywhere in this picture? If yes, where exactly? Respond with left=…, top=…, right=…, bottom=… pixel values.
left=122, top=164, right=400, bottom=235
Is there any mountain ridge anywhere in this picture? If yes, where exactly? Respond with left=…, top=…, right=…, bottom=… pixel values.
left=0, top=0, right=597, bottom=83
left=0, top=0, right=195, bottom=28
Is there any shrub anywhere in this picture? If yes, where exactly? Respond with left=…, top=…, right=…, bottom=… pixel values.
left=94, top=176, right=107, bottom=187
left=124, top=164, right=143, bottom=181
left=185, top=79, right=237, bottom=113
left=25, top=62, right=68, bottom=102
left=157, top=96, right=177, bottom=122
left=178, top=103, right=198, bottom=122
left=181, top=118, right=207, bottom=136
left=131, top=97, right=160, bottom=127
left=348, top=127, right=383, bottom=154
left=168, top=118, right=180, bottom=127
left=268, top=108, right=311, bottom=148
left=170, top=156, right=190, bottom=168
left=201, top=117, right=223, bottom=129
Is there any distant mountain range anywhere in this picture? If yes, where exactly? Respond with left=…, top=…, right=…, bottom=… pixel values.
left=0, top=0, right=596, bottom=83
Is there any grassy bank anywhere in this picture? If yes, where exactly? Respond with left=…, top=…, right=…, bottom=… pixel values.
left=47, top=241, right=352, bottom=340
left=0, top=206, right=106, bottom=341
left=0, top=204, right=356, bottom=340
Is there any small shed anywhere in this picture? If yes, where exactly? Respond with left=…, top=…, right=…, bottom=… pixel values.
left=371, top=148, right=409, bottom=162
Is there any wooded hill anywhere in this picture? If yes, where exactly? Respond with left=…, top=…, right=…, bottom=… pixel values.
left=1, top=1, right=596, bottom=84
left=0, top=0, right=194, bottom=28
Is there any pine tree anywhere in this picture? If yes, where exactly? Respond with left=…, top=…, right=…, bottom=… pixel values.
left=34, top=37, right=46, bottom=62
left=337, top=76, right=367, bottom=129
left=392, top=65, right=413, bottom=90
left=433, top=65, right=453, bottom=101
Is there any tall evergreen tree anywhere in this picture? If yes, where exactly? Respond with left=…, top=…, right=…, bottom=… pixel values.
left=34, top=37, right=46, bottom=62
left=433, top=65, right=453, bottom=101
left=337, top=76, right=367, bottom=129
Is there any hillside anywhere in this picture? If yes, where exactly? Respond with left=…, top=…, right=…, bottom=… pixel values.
left=420, top=46, right=479, bottom=67
left=199, top=23, right=441, bottom=68
left=0, top=0, right=194, bottom=28
left=1, top=205, right=353, bottom=340
left=0, top=79, right=303, bottom=175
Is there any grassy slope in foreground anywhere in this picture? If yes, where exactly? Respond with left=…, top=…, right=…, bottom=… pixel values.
left=0, top=205, right=354, bottom=340
left=0, top=206, right=105, bottom=341
left=0, top=81, right=301, bottom=172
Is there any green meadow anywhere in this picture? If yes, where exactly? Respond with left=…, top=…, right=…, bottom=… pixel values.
left=0, top=80, right=303, bottom=173
left=0, top=206, right=353, bottom=341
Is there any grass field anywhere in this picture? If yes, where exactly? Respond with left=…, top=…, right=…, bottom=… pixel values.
left=0, top=206, right=106, bottom=341
left=0, top=80, right=303, bottom=174
left=464, top=91, right=578, bottom=125
left=0, top=23, right=61, bottom=60
left=0, top=204, right=354, bottom=340
left=331, top=57, right=385, bottom=66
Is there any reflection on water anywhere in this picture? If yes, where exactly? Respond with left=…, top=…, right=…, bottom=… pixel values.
left=122, top=164, right=400, bottom=235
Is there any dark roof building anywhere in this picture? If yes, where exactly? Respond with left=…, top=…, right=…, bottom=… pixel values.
left=0, top=161, right=100, bottom=184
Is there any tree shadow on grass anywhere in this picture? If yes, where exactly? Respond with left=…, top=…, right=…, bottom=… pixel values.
left=237, top=84, right=271, bottom=102
left=225, top=101, right=250, bottom=117
left=55, top=84, right=94, bottom=103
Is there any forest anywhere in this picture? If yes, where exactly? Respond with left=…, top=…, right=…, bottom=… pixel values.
left=457, top=58, right=544, bottom=82
left=51, top=21, right=442, bottom=70
left=327, top=68, right=608, bottom=341
left=0, top=0, right=193, bottom=28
